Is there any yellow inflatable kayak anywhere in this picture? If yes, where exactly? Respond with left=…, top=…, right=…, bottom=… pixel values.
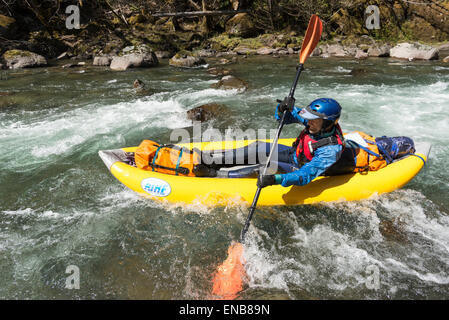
left=98, top=138, right=431, bottom=206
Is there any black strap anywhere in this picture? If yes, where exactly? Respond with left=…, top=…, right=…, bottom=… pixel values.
left=151, top=163, right=190, bottom=175
left=309, top=136, right=339, bottom=153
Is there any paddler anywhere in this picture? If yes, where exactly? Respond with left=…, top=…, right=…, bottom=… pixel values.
left=257, top=97, right=348, bottom=188
left=204, top=98, right=355, bottom=184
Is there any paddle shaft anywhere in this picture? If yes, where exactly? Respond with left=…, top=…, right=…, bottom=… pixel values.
left=240, top=64, right=305, bottom=243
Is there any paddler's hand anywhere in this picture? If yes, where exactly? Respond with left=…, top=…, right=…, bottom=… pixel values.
left=278, top=96, right=295, bottom=113
left=257, top=174, right=276, bottom=188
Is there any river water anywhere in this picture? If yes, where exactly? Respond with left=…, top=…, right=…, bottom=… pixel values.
left=0, top=55, right=448, bottom=299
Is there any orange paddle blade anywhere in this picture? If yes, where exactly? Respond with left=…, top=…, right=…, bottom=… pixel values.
left=211, top=242, right=245, bottom=299
left=299, top=14, right=323, bottom=64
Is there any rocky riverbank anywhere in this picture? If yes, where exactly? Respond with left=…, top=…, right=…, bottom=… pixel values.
left=1, top=7, right=449, bottom=71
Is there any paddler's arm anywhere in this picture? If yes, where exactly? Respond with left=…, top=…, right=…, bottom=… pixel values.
left=273, top=144, right=342, bottom=187
left=274, top=104, right=308, bottom=125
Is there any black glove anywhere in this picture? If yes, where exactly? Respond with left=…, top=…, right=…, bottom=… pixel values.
left=278, top=96, right=296, bottom=113
left=257, top=174, right=276, bottom=188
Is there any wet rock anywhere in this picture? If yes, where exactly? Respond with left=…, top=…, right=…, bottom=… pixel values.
left=2, top=50, right=47, bottom=69
left=355, top=49, right=368, bottom=59
left=367, top=44, right=391, bottom=57
left=379, top=219, right=408, bottom=243
left=61, top=63, right=77, bottom=69
left=225, top=13, right=258, bottom=38
left=133, top=79, right=145, bottom=89
left=133, top=79, right=152, bottom=96
left=196, top=49, right=216, bottom=58
left=321, top=44, right=349, bottom=57
left=215, top=51, right=237, bottom=58
left=256, top=47, right=275, bottom=55
left=442, top=56, right=449, bottom=63
left=349, top=68, right=368, bottom=77
left=276, top=49, right=289, bottom=55
left=211, top=75, right=248, bottom=92
left=233, top=46, right=257, bottom=55
left=390, top=42, right=439, bottom=60
left=219, top=58, right=231, bottom=65
left=186, top=103, right=230, bottom=122
left=169, top=53, right=206, bottom=68
left=207, top=67, right=231, bottom=76
left=311, top=47, right=321, bottom=57
left=110, top=52, right=158, bottom=71
left=93, top=56, right=112, bottom=66
left=155, top=51, right=172, bottom=59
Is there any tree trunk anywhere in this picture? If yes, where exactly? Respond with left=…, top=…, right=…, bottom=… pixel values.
left=151, top=10, right=248, bottom=18
left=200, top=0, right=209, bottom=35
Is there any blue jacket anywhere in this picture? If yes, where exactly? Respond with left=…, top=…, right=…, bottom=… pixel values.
left=274, top=105, right=343, bottom=187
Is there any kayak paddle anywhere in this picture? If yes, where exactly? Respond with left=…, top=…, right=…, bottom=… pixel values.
left=211, top=14, right=323, bottom=299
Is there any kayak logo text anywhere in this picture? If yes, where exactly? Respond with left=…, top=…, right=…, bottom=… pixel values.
left=141, top=178, right=172, bottom=197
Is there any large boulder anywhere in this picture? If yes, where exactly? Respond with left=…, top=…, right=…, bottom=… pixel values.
left=186, top=103, right=230, bottom=122
left=210, top=75, right=248, bottom=93
left=93, top=56, right=112, bottom=66
left=257, top=47, right=275, bottom=55
left=110, top=52, right=158, bottom=71
left=0, top=14, right=17, bottom=39
left=390, top=42, right=439, bottom=60
left=367, top=44, right=391, bottom=57
left=225, top=13, right=258, bottom=38
left=2, top=50, right=47, bottom=69
left=169, top=53, right=206, bottom=68
left=320, top=44, right=352, bottom=57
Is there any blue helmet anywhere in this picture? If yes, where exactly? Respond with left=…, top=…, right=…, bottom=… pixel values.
left=299, top=98, right=342, bottom=122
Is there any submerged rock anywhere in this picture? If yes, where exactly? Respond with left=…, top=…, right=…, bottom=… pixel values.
left=211, top=75, right=248, bottom=92
left=2, top=50, right=47, bottom=69
left=186, top=103, right=230, bottom=122
left=442, top=56, right=449, bottom=63
left=390, top=42, right=439, bottom=60
left=133, top=79, right=145, bottom=89
left=110, top=52, right=158, bottom=71
left=133, top=79, right=152, bottom=96
left=349, top=68, right=368, bottom=77
left=207, top=67, right=231, bottom=76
